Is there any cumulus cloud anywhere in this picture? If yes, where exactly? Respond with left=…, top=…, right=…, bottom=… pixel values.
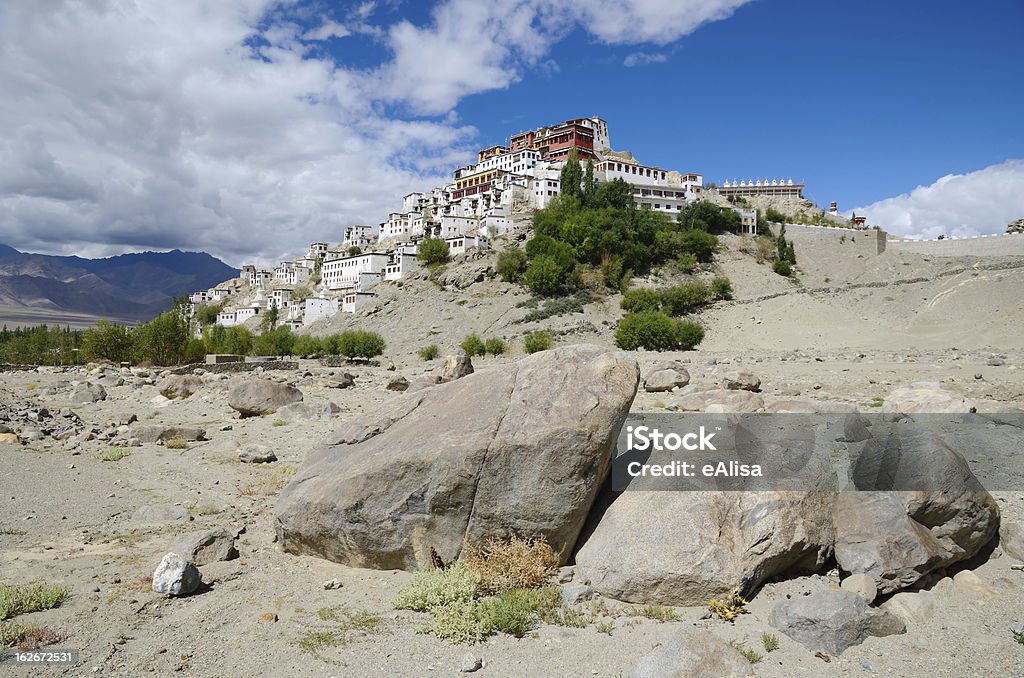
left=623, top=52, right=668, bottom=67
left=852, top=160, right=1024, bottom=239
left=0, top=0, right=753, bottom=265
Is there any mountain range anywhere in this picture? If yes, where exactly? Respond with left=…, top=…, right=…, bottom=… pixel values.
left=0, top=245, right=238, bottom=327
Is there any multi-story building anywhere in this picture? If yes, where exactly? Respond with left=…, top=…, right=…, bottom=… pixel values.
left=509, top=117, right=610, bottom=161
left=321, top=252, right=390, bottom=290
left=719, top=178, right=804, bottom=199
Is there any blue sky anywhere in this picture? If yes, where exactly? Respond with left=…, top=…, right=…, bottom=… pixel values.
left=0, top=0, right=1022, bottom=265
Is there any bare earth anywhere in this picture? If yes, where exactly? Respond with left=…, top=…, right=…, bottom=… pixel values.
left=2, top=228, right=1024, bottom=677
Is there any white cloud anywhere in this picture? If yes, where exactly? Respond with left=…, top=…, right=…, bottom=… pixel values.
left=0, top=0, right=753, bottom=266
left=623, top=52, right=668, bottom=67
left=852, top=160, right=1024, bottom=239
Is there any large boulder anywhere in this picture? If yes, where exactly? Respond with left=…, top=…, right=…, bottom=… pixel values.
left=632, top=629, right=753, bottom=678
left=227, top=378, right=302, bottom=416
left=70, top=382, right=106, bottom=404
left=274, top=345, right=639, bottom=570
left=576, top=488, right=836, bottom=606
left=438, top=349, right=474, bottom=383
left=882, top=383, right=975, bottom=413
left=832, top=424, right=999, bottom=595
left=157, top=374, right=204, bottom=400
left=173, top=527, right=239, bottom=566
left=275, top=401, right=339, bottom=422
left=769, top=589, right=905, bottom=655
left=670, top=389, right=764, bottom=413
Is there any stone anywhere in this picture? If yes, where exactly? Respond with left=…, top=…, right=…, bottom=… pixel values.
left=882, top=384, right=975, bottom=413
left=765, top=400, right=858, bottom=414
left=157, top=375, right=204, bottom=400
left=557, top=566, right=575, bottom=584
left=70, top=383, right=107, bottom=404
left=643, top=368, right=690, bottom=393
left=228, top=378, right=302, bottom=416
left=722, top=371, right=761, bottom=392
left=768, top=589, right=905, bottom=656
left=152, top=552, right=202, bottom=596
left=238, top=445, right=276, bottom=464
left=671, top=389, right=764, bottom=413
left=987, top=356, right=1005, bottom=367
left=952, top=570, right=996, bottom=598
left=276, top=401, right=339, bottom=422
left=561, top=583, right=593, bottom=605
left=840, top=573, right=877, bottom=604
left=132, top=504, right=193, bottom=523
left=999, top=520, right=1024, bottom=561
left=322, top=578, right=343, bottom=590
left=173, top=527, right=239, bottom=566
left=577, top=456, right=837, bottom=605
left=275, top=345, right=639, bottom=570
left=438, top=349, right=474, bottom=383
left=460, top=653, right=483, bottom=673
left=833, top=425, right=999, bottom=595
left=326, top=373, right=355, bottom=389
left=0, top=432, right=19, bottom=444
left=258, top=612, right=278, bottom=623
left=881, top=590, right=937, bottom=625
left=385, top=376, right=409, bottom=392
left=130, top=425, right=206, bottom=444
left=632, top=629, right=753, bottom=678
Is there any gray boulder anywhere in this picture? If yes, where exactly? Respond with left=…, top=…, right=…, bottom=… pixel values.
left=722, top=371, right=761, bottom=392
left=671, top=389, right=764, bottom=413
left=275, top=345, right=639, bottom=570
left=386, top=376, right=409, bottom=392
left=130, top=424, right=206, bottom=444
left=132, top=504, right=193, bottom=523
left=438, top=349, right=474, bottom=383
left=228, top=378, right=302, bottom=416
left=326, top=373, right=355, bottom=388
left=70, top=382, right=106, bottom=404
left=158, top=375, right=204, bottom=399
left=238, top=444, right=277, bottom=464
left=1000, top=520, right=1024, bottom=561
left=152, top=552, right=202, bottom=596
left=769, top=589, right=905, bottom=655
left=577, top=487, right=836, bottom=606
left=882, top=384, right=975, bottom=413
left=561, top=584, right=593, bottom=605
left=632, top=629, right=753, bottom=678
left=644, top=368, right=690, bottom=393
left=173, top=527, right=239, bottom=566
left=276, top=401, right=339, bottom=422
left=833, top=425, right=999, bottom=595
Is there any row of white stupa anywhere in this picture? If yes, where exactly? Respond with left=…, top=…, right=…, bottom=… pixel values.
left=721, top=178, right=798, bottom=187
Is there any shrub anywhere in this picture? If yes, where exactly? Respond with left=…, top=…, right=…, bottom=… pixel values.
left=460, top=333, right=486, bottom=357
left=81, top=320, right=133, bottom=363
left=462, top=535, right=558, bottom=595
left=0, top=622, right=65, bottom=649
left=773, top=259, right=793, bottom=276
left=524, top=255, right=567, bottom=296
left=417, top=238, right=450, bottom=266
left=291, top=334, right=324, bottom=357
left=523, top=330, right=553, bottom=354
left=761, top=632, right=779, bottom=652
left=518, top=290, right=591, bottom=323
left=626, top=604, right=682, bottom=622
left=765, top=207, right=788, bottom=223
left=100, top=448, right=131, bottom=462
left=480, top=587, right=561, bottom=638
left=659, top=282, right=710, bottom=315
left=394, top=561, right=480, bottom=613
left=484, top=338, right=506, bottom=356
left=425, top=600, right=494, bottom=644
left=252, top=325, right=294, bottom=357
left=495, top=248, right=528, bottom=283
left=418, top=344, right=440, bottom=361
left=676, top=251, right=698, bottom=273
left=621, top=288, right=662, bottom=314
left=0, top=583, right=71, bottom=620
left=331, top=330, right=385, bottom=360
left=615, top=312, right=704, bottom=351
left=710, top=276, right=734, bottom=300
left=164, top=438, right=188, bottom=449
left=677, top=229, right=719, bottom=262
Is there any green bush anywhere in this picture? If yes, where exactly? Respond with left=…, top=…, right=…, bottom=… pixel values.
left=524, top=255, right=568, bottom=296
left=0, top=583, right=71, bottom=621
left=517, top=291, right=591, bottom=323
left=327, top=330, right=386, bottom=360
left=659, top=282, right=710, bottom=316
left=765, top=208, right=788, bottom=224
left=677, top=251, right=698, bottom=273
left=621, top=288, right=662, bottom=314
left=418, top=344, right=440, bottom=361
left=615, top=311, right=704, bottom=351
left=394, top=561, right=480, bottom=613
left=252, top=325, right=294, bottom=356
left=292, top=334, right=324, bottom=357
left=677, top=229, right=719, bottom=262
left=773, top=259, right=793, bottom=276
left=710, top=276, right=734, bottom=300
left=417, top=238, right=450, bottom=266
left=523, top=330, right=553, bottom=354
left=484, top=338, right=506, bottom=356
left=495, top=248, right=528, bottom=283
left=460, top=333, right=486, bottom=357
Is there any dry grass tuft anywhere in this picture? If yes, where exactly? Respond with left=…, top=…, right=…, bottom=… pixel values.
left=462, top=535, right=557, bottom=595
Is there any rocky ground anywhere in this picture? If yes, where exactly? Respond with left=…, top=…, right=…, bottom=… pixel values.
left=2, top=228, right=1024, bottom=677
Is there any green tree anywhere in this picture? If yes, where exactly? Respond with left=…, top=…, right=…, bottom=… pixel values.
left=524, top=255, right=566, bottom=296
left=495, top=247, right=528, bottom=283
left=583, top=159, right=596, bottom=205
left=81, top=321, right=133, bottom=363
left=559, top=150, right=582, bottom=202
left=417, top=238, right=450, bottom=266
left=260, top=305, right=279, bottom=332
left=348, top=246, right=362, bottom=256
left=252, top=325, right=294, bottom=356
left=194, top=302, right=223, bottom=327
left=333, top=330, right=385, bottom=360
left=615, top=311, right=704, bottom=351
left=131, top=296, right=193, bottom=365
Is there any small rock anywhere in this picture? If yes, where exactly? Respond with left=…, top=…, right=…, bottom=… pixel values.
left=173, top=527, right=239, bottom=566
left=840, top=573, right=877, bottom=604
left=561, top=584, right=593, bottom=605
left=769, top=590, right=905, bottom=655
left=238, top=445, right=277, bottom=464
left=644, top=367, right=690, bottom=393
left=557, top=566, right=575, bottom=583
left=722, top=371, right=761, bottom=392
left=258, top=612, right=278, bottom=623
left=460, top=653, right=482, bottom=673
left=438, top=350, right=474, bottom=383
left=152, top=552, right=202, bottom=596
left=322, top=578, right=344, bottom=590
left=132, top=504, right=192, bottom=523
left=386, top=376, right=409, bottom=392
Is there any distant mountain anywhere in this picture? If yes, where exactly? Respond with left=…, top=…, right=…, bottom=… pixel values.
left=0, top=246, right=238, bottom=326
